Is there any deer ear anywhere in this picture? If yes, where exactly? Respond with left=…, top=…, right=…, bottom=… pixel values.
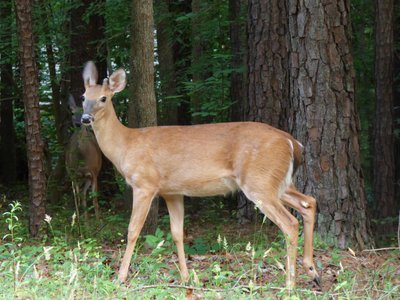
left=83, top=61, right=98, bottom=86
left=109, top=69, right=126, bottom=93
left=68, top=94, right=78, bottom=113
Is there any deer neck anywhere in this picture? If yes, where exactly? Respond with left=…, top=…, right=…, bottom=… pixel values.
left=91, top=104, right=133, bottom=166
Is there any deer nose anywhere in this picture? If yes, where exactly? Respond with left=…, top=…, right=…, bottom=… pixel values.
left=81, top=114, right=93, bottom=124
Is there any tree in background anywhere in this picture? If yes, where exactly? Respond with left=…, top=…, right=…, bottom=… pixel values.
left=190, top=0, right=204, bottom=124
left=229, top=0, right=245, bottom=123
left=69, top=0, right=108, bottom=103
left=287, top=0, right=372, bottom=248
left=129, top=0, right=159, bottom=234
left=373, top=0, right=396, bottom=220
left=0, top=0, right=17, bottom=184
left=166, top=0, right=192, bottom=125
left=155, top=0, right=179, bottom=125
left=15, top=0, right=47, bottom=236
left=395, top=1, right=400, bottom=208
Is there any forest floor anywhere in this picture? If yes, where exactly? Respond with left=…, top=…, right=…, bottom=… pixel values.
left=0, top=186, right=399, bottom=299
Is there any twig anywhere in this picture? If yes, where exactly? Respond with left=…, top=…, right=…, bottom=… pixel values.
left=362, top=247, right=400, bottom=252
left=129, top=284, right=225, bottom=293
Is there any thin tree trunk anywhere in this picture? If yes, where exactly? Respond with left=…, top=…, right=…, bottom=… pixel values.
left=15, top=0, right=47, bottom=236
left=171, top=0, right=192, bottom=125
left=373, top=0, right=396, bottom=219
left=129, top=0, right=159, bottom=235
left=394, top=1, right=400, bottom=208
left=0, top=0, right=17, bottom=184
left=191, top=0, right=203, bottom=124
left=229, top=0, right=245, bottom=122
left=287, top=0, right=372, bottom=249
left=155, top=0, right=179, bottom=125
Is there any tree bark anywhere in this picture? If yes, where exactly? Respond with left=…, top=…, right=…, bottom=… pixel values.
left=247, top=0, right=289, bottom=130
left=0, top=0, right=17, bottom=184
left=287, top=0, right=372, bottom=249
left=373, top=0, right=396, bottom=219
left=129, top=0, right=159, bottom=235
left=15, top=0, right=47, bottom=237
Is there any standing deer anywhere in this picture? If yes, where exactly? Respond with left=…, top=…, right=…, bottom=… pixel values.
left=66, top=94, right=102, bottom=221
left=80, top=61, right=320, bottom=288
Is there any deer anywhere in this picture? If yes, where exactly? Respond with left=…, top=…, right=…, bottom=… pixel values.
left=80, top=61, right=321, bottom=289
left=65, top=94, right=102, bottom=222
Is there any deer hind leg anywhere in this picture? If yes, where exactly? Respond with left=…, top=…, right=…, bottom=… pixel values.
left=242, top=187, right=299, bottom=289
left=281, top=186, right=320, bottom=286
left=72, top=181, right=81, bottom=221
left=162, top=194, right=189, bottom=282
left=118, top=188, right=156, bottom=282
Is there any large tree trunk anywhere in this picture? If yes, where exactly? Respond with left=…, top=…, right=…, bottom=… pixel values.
left=129, top=0, right=159, bottom=235
left=15, top=0, right=47, bottom=237
left=239, top=0, right=289, bottom=224
left=287, top=0, right=372, bottom=248
left=373, top=0, right=396, bottom=219
left=0, top=0, right=17, bottom=184
left=155, top=0, right=179, bottom=126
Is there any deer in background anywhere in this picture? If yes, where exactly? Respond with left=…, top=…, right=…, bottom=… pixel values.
left=80, top=61, right=320, bottom=289
left=65, top=94, right=102, bottom=221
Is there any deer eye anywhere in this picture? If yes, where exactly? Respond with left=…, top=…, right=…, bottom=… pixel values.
left=80, top=95, right=85, bottom=102
left=100, top=96, right=107, bottom=103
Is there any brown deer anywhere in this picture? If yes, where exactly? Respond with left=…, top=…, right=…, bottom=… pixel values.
left=65, top=94, right=102, bottom=221
left=80, top=61, right=320, bottom=288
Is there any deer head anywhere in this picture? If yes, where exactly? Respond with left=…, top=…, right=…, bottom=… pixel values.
left=81, top=61, right=126, bottom=125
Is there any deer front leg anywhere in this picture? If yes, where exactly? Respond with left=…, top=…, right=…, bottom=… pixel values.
left=118, top=188, right=156, bottom=282
left=163, top=194, right=189, bottom=282
left=82, top=179, right=91, bottom=223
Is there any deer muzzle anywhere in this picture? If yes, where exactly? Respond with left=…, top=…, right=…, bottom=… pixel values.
left=81, top=113, right=94, bottom=125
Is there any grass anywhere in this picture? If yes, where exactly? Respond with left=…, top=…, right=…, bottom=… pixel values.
left=0, top=196, right=399, bottom=299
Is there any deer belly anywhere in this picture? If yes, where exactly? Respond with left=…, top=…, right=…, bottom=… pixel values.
left=162, top=177, right=238, bottom=197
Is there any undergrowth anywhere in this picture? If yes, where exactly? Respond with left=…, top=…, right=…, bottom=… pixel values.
left=0, top=198, right=399, bottom=299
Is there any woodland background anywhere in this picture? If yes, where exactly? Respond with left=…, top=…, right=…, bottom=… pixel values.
left=0, top=0, right=399, bottom=298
